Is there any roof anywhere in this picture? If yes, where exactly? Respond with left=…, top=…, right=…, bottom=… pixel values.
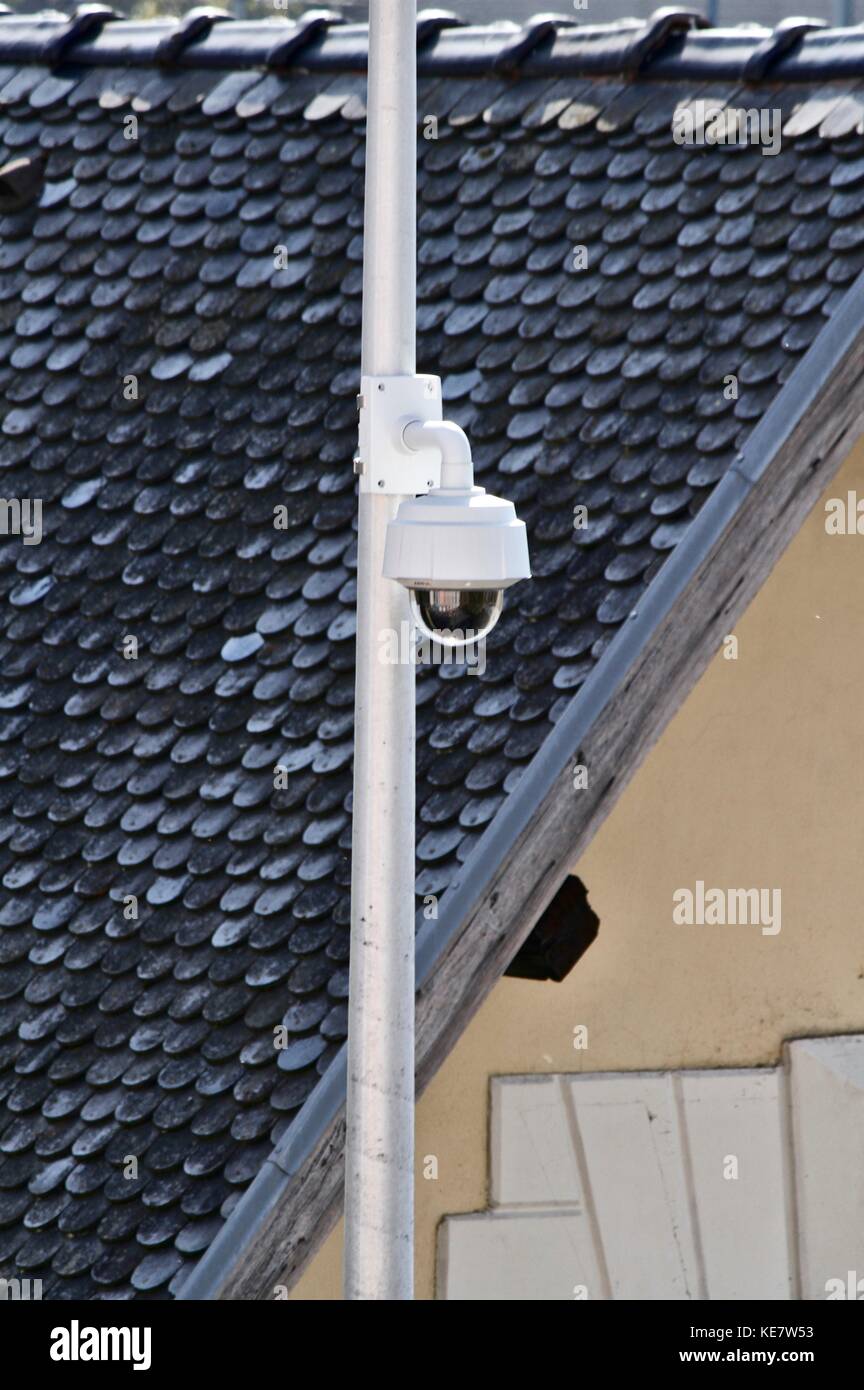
left=2, top=8, right=864, bottom=1301
left=6, top=7, right=864, bottom=80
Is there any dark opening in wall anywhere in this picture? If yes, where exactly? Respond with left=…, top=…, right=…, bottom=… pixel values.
left=505, top=875, right=600, bottom=983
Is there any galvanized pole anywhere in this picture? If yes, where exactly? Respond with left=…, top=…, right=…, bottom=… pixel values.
left=344, top=0, right=417, bottom=1300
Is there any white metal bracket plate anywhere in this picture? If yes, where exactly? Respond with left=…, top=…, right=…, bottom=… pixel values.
left=356, top=373, right=443, bottom=495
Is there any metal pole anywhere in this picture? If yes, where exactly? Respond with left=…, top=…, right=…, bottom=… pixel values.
left=344, top=0, right=417, bottom=1301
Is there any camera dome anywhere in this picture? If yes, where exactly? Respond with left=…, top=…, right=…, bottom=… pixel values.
left=410, top=586, right=503, bottom=648
left=383, top=483, right=530, bottom=651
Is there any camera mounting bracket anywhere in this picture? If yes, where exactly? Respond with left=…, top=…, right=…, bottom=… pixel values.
left=355, top=374, right=443, bottom=495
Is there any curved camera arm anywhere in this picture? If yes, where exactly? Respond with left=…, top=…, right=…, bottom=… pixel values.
left=402, top=417, right=473, bottom=492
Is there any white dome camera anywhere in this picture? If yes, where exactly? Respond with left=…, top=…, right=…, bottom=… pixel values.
left=383, top=418, right=530, bottom=650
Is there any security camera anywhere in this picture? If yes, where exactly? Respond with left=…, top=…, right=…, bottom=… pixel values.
left=409, top=586, right=503, bottom=650
left=383, top=419, right=530, bottom=650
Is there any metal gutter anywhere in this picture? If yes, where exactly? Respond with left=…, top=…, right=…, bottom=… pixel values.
left=180, top=267, right=864, bottom=1300
left=4, top=11, right=864, bottom=82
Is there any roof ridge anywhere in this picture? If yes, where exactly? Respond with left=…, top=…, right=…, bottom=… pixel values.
left=0, top=6, right=863, bottom=83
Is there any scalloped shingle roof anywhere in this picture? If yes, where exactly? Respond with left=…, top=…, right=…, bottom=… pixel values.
left=1, top=13, right=864, bottom=1298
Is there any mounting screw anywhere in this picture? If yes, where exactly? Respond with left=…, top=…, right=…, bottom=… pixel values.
left=378, top=383, right=385, bottom=392
left=377, top=479, right=385, bottom=487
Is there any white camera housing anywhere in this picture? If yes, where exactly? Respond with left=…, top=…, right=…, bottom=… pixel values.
left=360, top=374, right=531, bottom=649
left=384, top=484, right=530, bottom=647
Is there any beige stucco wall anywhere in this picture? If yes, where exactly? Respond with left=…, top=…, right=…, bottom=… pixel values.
left=292, top=438, right=864, bottom=1300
